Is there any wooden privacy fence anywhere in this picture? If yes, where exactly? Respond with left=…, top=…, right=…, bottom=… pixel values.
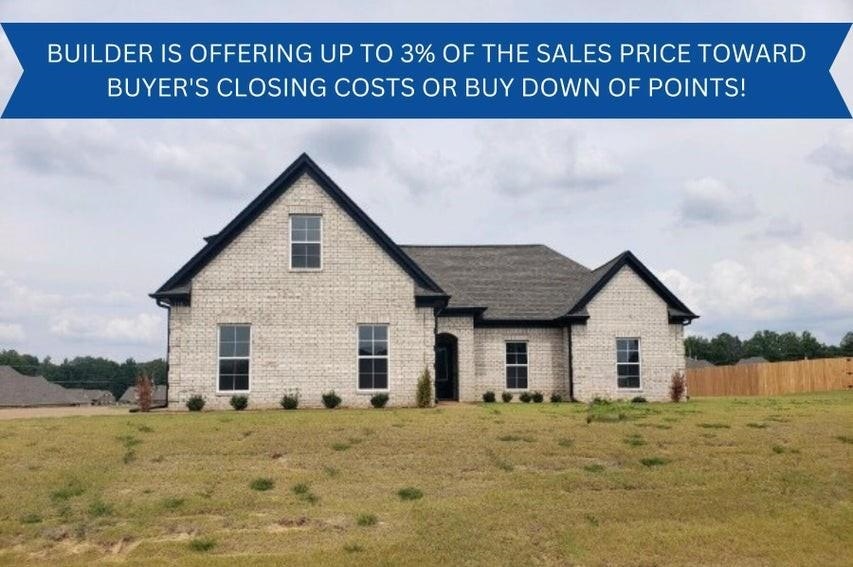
left=687, top=357, right=853, bottom=397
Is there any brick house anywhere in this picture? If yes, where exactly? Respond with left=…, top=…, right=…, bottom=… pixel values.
left=151, top=154, right=697, bottom=408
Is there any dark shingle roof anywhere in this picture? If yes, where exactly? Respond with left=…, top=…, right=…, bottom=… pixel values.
left=119, top=385, right=168, bottom=405
left=402, top=247, right=698, bottom=322
left=737, top=356, right=768, bottom=366
left=0, top=366, right=83, bottom=407
left=401, top=245, right=597, bottom=320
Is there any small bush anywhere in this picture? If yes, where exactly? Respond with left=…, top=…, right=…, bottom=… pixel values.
left=746, top=422, right=768, bottom=429
left=186, top=395, right=205, bottom=412
left=519, top=392, right=532, bottom=403
left=631, top=396, right=647, bottom=403
left=640, top=457, right=669, bottom=467
left=836, top=435, right=853, bottom=444
left=20, top=513, right=42, bottom=524
left=322, top=391, right=342, bottom=409
left=280, top=393, right=299, bottom=410
left=344, top=543, right=364, bottom=553
left=88, top=500, right=113, bottom=517
left=331, top=442, right=350, bottom=451
left=397, top=487, right=424, bottom=501
left=50, top=480, right=85, bottom=502
left=135, top=373, right=155, bottom=412
left=550, top=393, right=563, bottom=403
left=531, top=391, right=544, bottom=403
left=482, top=391, right=496, bottom=403
left=356, top=513, right=378, bottom=527
left=583, top=464, right=605, bottom=473
left=591, top=397, right=611, bottom=405
left=189, top=537, right=216, bottom=552
left=230, top=395, right=249, bottom=411
left=370, top=393, right=389, bottom=408
left=292, top=482, right=309, bottom=495
left=697, top=422, right=730, bottom=429
left=250, top=477, right=275, bottom=491
left=162, top=497, right=185, bottom=510
left=501, top=391, right=513, bottom=403
left=670, top=371, right=686, bottom=402
left=416, top=367, right=432, bottom=408
left=624, top=434, right=646, bottom=447
left=557, top=437, right=573, bottom=448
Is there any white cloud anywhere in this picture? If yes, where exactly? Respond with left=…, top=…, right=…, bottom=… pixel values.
left=0, top=322, right=26, bottom=343
left=660, top=232, right=853, bottom=323
left=49, top=311, right=162, bottom=344
left=679, top=177, right=757, bottom=225
left=810, top=125, right=853, bottom=181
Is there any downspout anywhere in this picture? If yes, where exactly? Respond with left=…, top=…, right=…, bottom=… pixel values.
left=155, top=299, right=171, bottom=408
left=565, top=325, right=575, bottom=402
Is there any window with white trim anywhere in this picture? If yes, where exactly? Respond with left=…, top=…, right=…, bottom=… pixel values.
left=290, top=215, right=322, bottom=269
left=616, top=338, right=640, bottom=389
left=218, top=325, right=250, bottom=392
left=505, top=342, right=528, bottom=389
left=358, top=325, right=388, bottom=390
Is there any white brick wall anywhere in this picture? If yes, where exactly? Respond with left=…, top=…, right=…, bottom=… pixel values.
left=473, top=327, right=568, bottom=401
left=167, top=174, right=435, bottom=409
left=571, top=266, right=685, bottom=402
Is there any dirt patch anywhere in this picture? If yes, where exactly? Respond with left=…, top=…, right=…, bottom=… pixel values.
left=0, top=406, right=128, bottom=420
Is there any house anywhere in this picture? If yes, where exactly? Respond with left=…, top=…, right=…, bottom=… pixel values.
left=0, top=366, right=85, bottom=407
left=67, top=389, right=116, bottom=406
left=686, top=357, right=714, bottom=369
left=736, top=356, right=768, bottom=366
left=118, top=385, right=168, bottom=406
left=151, top=154, right=697, bottom=408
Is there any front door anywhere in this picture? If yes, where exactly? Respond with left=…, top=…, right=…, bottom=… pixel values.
left=435, top=334, right=457, bottom=401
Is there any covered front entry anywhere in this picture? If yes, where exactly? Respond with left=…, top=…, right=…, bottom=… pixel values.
left=435, top=333, right=458, bottom=401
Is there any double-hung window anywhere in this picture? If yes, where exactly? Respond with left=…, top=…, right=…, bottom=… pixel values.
left=505, top=342, right=528, bottom=389
left=218, top=325, right=250, bottom=392
left=616, top=338, right=641, bottom=389
left=290, top=215, right=322, bottom=269
left=358, top=325, right=389, bottom=390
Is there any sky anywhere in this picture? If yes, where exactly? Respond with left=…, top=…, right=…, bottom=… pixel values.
left=0, top=0, right=852, bottom=362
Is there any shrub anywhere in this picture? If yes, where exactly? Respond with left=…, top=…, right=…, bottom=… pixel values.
left=640, top=457, right=669, bottom=467
left=631, top=396, right=648, bottom=403
left=670, top=371, right=686, bottom=402
left=591, top=397, right=611, bottom=406
left=280, top=393, right=299, bottom=410
left=357, top=513, right=378, bottom=527
left=501, top=391, right=513, bottom=403
left=397, top=487, right=423, bottom=501
left=482, top=391, right=496, bottom=403
left=19, top=513, right=42, bottom=524
left=416, top=367, right=432, bottom=408
left=531, top=391, right=544, bottom=403
left=250, top=477, right=274, bottom=491
left=230, top=395, right=249, bottom=411
left=186, top=395, right=205, bottom=412
left=189, top=537, right=216, bottom=552
left=370, top=393, right=389, bottom=408
left=550, top=393, right=563, bottom=403
left=135, top=373, right=154, bottom=412
left=88, top=499, right=113, bottom=517
left=519, top=392, right=532, bottom=403
left=322, top=391, right=342, bottom=409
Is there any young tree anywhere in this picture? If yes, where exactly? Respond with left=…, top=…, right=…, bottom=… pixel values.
left=135, top=373, right=154, bottom=412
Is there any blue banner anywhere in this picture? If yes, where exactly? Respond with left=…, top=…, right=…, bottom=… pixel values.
left=2, top=22, right=850, bottom=118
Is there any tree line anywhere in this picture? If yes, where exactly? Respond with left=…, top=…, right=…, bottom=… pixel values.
left=685, top=330, right=853, bottom=366
left=0, top=349, right=166, bottom=399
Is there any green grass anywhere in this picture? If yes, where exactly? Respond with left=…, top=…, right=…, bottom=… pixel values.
left=249, top=477, right=274, bottom=491
left=397, top=487, right=424, bottom=501
left=0, top=391, right=850, bottom=565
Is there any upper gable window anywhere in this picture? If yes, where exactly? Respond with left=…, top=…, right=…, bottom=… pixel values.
left=290, top=215, right=322, bottom=270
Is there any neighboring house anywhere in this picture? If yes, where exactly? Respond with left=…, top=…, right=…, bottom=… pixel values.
left=686, top=357, right=714, bottom=369
left=737, top=356, right=768, bottom=366
left=151, top=154, right=697, bottom=408
left=67, top=389, right=116, bottom=406
left=0, top=366, right=85, bottom=407
left=118, top=385, right=168, bottom=406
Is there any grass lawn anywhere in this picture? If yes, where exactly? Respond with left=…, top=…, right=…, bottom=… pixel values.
left=0, top=392, right=850, bottom=566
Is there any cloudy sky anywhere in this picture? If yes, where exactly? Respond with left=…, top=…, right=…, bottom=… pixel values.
left=1, top=0, right=852, bottom=362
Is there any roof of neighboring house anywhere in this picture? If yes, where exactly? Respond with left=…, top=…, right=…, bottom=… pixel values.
left=737, top=356, right=768, bottom=365
left=119, top=385, right=168, bottom=404
left=0, top=366, right=83, bottom=407
left=150, top=154, right=697, bottom=324
left=686, top=357, right=714, bottom=369
left=402, top=246, right=697, bottom=323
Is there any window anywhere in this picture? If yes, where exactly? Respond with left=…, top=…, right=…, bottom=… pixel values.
left=505, top=342, right=528, bottom=389
left=290, top=215, right=322, bottom=269
left=616, top=338, right=641, bottom=389
left=218, top=325, right=250, bottom=392
left=358, top=325, right=389, bottom=390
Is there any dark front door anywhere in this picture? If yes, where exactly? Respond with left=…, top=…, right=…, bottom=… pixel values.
left=435, top=333, right=458, bottom=401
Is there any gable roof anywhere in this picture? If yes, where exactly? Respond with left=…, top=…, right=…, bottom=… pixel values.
left=402, top=246, right=697, bottom=323
left=151, top=153, right=443, bottom=301
left=0, top=366, right=83, bottom=407
left=119, top=385, right=168, bottom=404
